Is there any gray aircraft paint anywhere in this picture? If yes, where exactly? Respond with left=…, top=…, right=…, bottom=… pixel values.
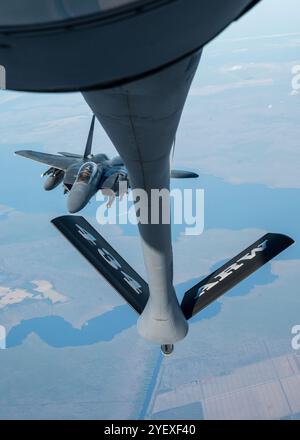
left=15, top=147, right=130, bottom=214
left=83, top=53, right=202, bottom=344
left=5, top=0, right=263, bottom=348
left=15, top=135, right=195, bottom=217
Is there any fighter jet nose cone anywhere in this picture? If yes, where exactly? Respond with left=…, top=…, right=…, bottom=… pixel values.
left=67, top=197, right=81, bottom=214
left=67, top=202, right=79, bottom=214
left=67, top=183, right=91, bottom=213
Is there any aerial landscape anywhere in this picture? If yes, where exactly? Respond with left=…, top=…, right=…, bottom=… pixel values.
left=0, top=0, right=300, bottom=421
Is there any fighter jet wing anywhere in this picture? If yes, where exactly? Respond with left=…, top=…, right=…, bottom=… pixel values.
left=15, top=150, right=78, bottom=171
left=58, top=152, right=83, bottom=159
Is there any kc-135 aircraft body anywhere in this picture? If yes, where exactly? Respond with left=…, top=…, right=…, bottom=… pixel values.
left=1, top=0, right=295, bottom=354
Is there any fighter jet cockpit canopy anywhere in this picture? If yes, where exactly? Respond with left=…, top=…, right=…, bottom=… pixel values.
left=0, top=0, right=260, bottom=92
left=76, top=162, right=99, bottom=185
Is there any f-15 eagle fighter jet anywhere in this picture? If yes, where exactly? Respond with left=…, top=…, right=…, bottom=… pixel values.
left=15, top=115, right=198, bottom=214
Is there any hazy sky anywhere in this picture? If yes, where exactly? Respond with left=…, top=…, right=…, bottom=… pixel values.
left=220, top=0, right=300, bottom=39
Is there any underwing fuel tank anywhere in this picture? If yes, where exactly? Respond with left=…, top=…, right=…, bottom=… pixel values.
left=43, top=168, right=64, bottom=191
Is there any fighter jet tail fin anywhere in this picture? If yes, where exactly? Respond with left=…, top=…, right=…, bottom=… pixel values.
left=52, top=215, right=149, bottom=314
left=181, top=233, right=294, bottom=320
left=84, top=115, right=95, bottom=159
